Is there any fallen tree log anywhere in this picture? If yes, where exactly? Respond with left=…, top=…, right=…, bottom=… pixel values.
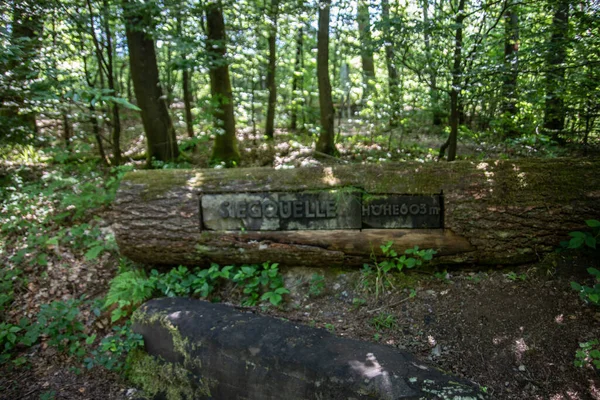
left=130, top=297, right=486, bottom=399
left=113, top=158, right=600, bottom=267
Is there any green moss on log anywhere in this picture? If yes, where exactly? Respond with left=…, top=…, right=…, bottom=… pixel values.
left=120, top=158, right=600, bottom=205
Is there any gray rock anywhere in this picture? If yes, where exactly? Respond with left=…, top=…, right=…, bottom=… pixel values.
left=131, top=298, right=487, bottom=400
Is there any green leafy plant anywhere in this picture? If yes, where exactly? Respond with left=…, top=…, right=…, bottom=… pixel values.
left=561, top=219, right=600, bottom=250
left=84, top=322, right=143, bottom=372
left=233, top=262, right=289, bottom=306
left=308, top=274, right=326, bottom=297
left=365, top=242, right=437, bottom=299
left=325, top=323, right=335, bottom=333
left=36, top=299, right=88, bottom=357
left=574, top=339, right=600, bottom=369
left=371, top=313, right=397, bottom=331
left=571, top=268, right=600, bottom=306
left=352, top=298, right=366, bottom=309
left=105, top=267, right=156, bottom=323
left=506, top=271, right=527, bottom=282
left=0, top=267, right=22, bottom=314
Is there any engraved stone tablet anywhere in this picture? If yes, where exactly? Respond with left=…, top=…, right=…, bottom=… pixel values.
left=361, top=195, right=442, bottom=229
left=201, top=191, right=362, bottom=231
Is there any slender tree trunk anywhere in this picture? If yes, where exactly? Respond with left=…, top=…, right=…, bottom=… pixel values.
left=381, top=0, right=400, bottom=128
left=422, top=0, right=442, bottom=125
left=357, top=0, right=376, bottom=99
left=63, top=110, right=71, bottom=152
left=182, top=68, right=195, bottom=138
left=205, top=0, right=240, bottom=166
left=123, top=0, right=179, bottom=163
left=89, top=103, right=108, bottom=165
left=165, top=43, right=173, bottom=107
left=501, top=0, right=519, bottom=139
left=543, top=0, right=569, bottom=144
left=265, top=0, right=279, bottom=139
left=315, top=0, right=336, bottom=156
left=440, top=0, right=465, bottom=161
left=290, top=25, right=303, bottom=131
left=177, top=15, right=195, bottom=138
left=102, top=0, right=122, bottom=165
left=127, top=70, right=133, bottom=102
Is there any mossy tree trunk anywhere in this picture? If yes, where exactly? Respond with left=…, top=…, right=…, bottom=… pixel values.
left=205, top=0, right=240, bottom=166
left=114, top=158, right=600, bottom=268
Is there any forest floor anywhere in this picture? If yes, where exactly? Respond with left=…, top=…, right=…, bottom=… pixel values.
left=1, top=252, right=599, bottom=400
left=1, top=119, right=599, bottom=399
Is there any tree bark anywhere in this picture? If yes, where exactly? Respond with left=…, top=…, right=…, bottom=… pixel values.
left=501, top=0, right=519, bottom=139
left=382, top=0, right=400, bottom=128
left=422, top=0, right=442, bottom=126
left=543, top=0, right=569, bottom=144
left=315, top=0, right=336, bottom=156
left=357, top=0, right=376, bottom=99
left=440, top=0, right=465, bottom=162
left=264, top=0, right=279, bottom=140
left=205, top=0, right=240, bottom=166
left=177, top=14, right=195, bottom=138
left=123, top=0, right=179, bottom=163
left=290, top=25, right=303, bottom=131
left=114, top=158, right=600, bottom=268
left=0, top=0, right=44, bottom=140
left=102, top=0, right=122, bottom=165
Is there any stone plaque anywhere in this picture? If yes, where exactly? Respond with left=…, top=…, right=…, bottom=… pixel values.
left=201, top=191, right=362, bottom=231
left=361, top=195, right=442, bottom=229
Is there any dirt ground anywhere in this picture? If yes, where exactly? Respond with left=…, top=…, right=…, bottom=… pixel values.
left=1, top=251, right=599, bottom=400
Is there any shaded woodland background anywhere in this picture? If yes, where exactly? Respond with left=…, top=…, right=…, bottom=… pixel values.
left=1, top=0, right=598, bottom=165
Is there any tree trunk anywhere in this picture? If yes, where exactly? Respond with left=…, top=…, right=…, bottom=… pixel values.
left=315, top=0, right=336, bottom=156
left=205, top=0, right=240, bottom=166
left=123, top=0, right=179, bottom=163
left=89, top=103, right=108, bottom=165
left=177, top=14, right=195, bottom=138
left=182, top=68, right=195, bottom=138
left=440, top=0, right=465, bottom=162
left=265, top=0, right=279, bottom=140
left=62, top=110, right=71, bottom=152
left=103, top=0, right=122, bottom=165
left=290, top=25, right=303, bottom=131
left=0, top=0, right=44, bottom=140
left=501, top=0, right=519, bottom=139
left=422, top=0, right=442, bottom=126
left=114, top=159, right=600, bottom=268
left=543, top=0, right=569, bottom=144
left=357, top=0, right=376, bottom=100
left=382, top=0, right=400, bottom=128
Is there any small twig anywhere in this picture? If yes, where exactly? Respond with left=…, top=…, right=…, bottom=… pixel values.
left=366, top=296, right=412, bottom=314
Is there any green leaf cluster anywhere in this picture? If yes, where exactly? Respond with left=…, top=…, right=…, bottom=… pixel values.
left=363, top=242, right=437, bottom=299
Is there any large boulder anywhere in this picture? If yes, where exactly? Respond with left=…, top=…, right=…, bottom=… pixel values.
left=130, top=297, right=486, bottom=400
